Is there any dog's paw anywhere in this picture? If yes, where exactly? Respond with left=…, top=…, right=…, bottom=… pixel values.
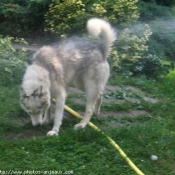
left=47, top=130, right=58, bottom=136
left=74, top=123, right=87, bottom=130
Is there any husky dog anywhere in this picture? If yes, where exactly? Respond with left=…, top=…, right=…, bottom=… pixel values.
left=20, top=18, right=116, bottom=136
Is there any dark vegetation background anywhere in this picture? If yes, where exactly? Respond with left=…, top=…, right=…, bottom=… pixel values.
left=1, top=0, right=175, bottom=87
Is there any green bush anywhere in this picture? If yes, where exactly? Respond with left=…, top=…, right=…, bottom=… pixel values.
left=128, top=54, right=175, bottom=78
left=0, top=0, right=51, bottom=36
left=148, top=20, right=175, bottom=61
left=109, top=23, right=175, bottom=78
left=138, top=1, right=175, bottom=61
left=45, top=0, right=139, bottom=37
left=138, top=1, right=173, bottom=21
left=110, top=24, right=152, bottom=69
left=0, top=36, right=27, bottom=86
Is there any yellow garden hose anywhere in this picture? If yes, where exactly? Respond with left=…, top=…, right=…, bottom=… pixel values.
left=64, top=105, right=145, bottom=175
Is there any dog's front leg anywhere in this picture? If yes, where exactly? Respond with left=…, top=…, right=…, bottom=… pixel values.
left=42, top=106, right=51, bottom=124
left=47, top=92, right=66, bottom=136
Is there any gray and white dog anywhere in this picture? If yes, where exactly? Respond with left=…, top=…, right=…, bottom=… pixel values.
left=20, top=18, right=116, bottom=136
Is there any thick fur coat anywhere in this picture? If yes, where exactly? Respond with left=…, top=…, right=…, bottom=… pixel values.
left=20, top=18, right=116, bottom=135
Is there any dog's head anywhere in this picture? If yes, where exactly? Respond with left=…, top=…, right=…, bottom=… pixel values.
left=20, top=85, right=50, bottom=127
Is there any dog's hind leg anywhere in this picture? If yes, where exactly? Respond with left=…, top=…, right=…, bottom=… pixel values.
left=93, top=93, right=102, bottom=116
left=74, top=83, right=99, bottom=130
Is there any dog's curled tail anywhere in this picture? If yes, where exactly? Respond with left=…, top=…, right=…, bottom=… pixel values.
left=87, top=18, right=116, bottom=59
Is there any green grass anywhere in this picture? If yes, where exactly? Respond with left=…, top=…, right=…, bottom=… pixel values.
left=0, top=73, right=175, bottom=175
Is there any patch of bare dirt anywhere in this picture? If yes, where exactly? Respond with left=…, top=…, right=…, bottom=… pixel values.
left=4, top=129, right=46, bottom=140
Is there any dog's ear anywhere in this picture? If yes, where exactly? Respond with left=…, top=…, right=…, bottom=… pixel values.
left=33, top=86, right=43, bottom=97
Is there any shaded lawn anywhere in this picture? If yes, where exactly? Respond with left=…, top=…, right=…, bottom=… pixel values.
left=0, top=73, right=175, bottom=174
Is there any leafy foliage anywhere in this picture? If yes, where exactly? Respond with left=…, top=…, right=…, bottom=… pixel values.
left=0, top=36, right=27, bottom=86
left=138, top=1, right=173, bottom=21
left=45, top=0, right=139, bottom=37
left=109, top=23, right=175, bottom=78
left=138, top=1, right=175, bottom=61
left=155, top=0, right=175, bottom=6
left=110, top=24, right=152, bottom=69
left=0, top=0, right=50, bottom=36
left=148, top=20, right=175, bottom=61
left=128, top=54, right=175, bottom=78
